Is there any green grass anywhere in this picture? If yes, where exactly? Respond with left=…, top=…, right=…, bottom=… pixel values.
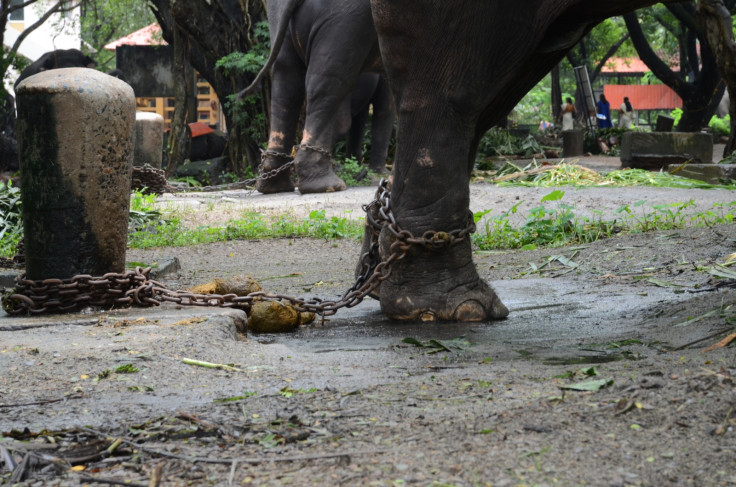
left=472, top=189, right=736, bottom=251
left=127, top=209, right=363, bottom=249
left=3, top=179, right=736, bottom=258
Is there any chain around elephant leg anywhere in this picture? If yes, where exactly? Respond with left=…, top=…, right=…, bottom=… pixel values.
left=255, top=150, right=296, bottom=194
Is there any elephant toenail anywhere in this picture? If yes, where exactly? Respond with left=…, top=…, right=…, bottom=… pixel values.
left=419, top=311, right=437, bottom=322
left=453, top=300, right=485, bottom=322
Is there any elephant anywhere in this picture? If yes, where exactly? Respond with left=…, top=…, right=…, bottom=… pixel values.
left=365, top=0, right=668, bottom=322
left=337, top=73, right=394, bottom=173
left=239, top=0, right=385, bottom=194
left=14, top=49, right=97, bottom=88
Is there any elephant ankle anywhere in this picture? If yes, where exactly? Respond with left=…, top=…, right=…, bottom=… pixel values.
left=294, top=145, right=346, bottom=194
left=256, top=153, right=295, bottom=194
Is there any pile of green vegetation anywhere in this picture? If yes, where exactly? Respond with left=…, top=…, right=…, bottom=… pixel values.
left=476, top=127, right=543, bottom=167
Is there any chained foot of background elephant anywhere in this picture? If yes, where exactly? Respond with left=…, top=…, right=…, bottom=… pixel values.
left=240, top=0, right=389, bottom=194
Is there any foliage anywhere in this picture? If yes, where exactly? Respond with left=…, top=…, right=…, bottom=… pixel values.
left=476, top=128, right=542, bottom=164
left=670, top=107, right=683, bottom=127
left=217, top=21, right=270, bottom=141
left=512, top=74, right=553, bottom=125
left=335, top=156, right=376, bottom=187
left=709, top=114, right=730, bottom=136
left=128, top=190, right=166, bottom=232
left=472, top=190, right=736, bottom=251
left=0, top=180, right=22, bottom=258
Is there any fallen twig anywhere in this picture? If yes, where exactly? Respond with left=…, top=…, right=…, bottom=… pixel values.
left=77, top=473, right=148, bottom=487
left=0, top=393, right=83, bottom=409
left=182, top=358, right=241, bottom=372
left=83, top=427, right=388, bottom=465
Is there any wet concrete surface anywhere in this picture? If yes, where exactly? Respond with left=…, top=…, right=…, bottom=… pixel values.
left=2, top=155, right=736, bottom=434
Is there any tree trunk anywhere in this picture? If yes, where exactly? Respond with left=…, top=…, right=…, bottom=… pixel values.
left=166, top=28, right=195, bottom=177
left=697, top=0, right=736, bottom=157
left=551, top=63, right=562, bottom=123
left=624, top=10, right=724, bottom=132
left=149, top=0, right=269, bottom=175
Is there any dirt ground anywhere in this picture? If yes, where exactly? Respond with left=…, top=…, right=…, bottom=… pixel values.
left=2, top=160, right=736, bottom=486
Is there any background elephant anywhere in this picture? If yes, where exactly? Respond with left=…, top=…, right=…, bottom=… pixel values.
left=336, top=73, right=395, bottom=174
left=367, top=0, right=666, bottom=322
left=14, top=49, right=97, bottom=88
left=240, top=0, right=384, bottom=194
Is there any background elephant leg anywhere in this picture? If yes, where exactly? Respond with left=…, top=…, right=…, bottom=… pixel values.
left=257, top=43, right=305, bottom=194
left=346, top=107, right=369, bottom=163
left=346, top=73, right=379, bottom=164
left=294, top=62, right=366, bottom=193
left=366, top=75, right=394, bottom=173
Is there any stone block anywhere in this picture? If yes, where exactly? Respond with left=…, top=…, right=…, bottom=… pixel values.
left=176, top=156, right=230, bottom=185
left=665, top=163, right=736, bottom=184
left=620, top=132, right=713, bottom=170
left=134, top=111, right=164, bottom=168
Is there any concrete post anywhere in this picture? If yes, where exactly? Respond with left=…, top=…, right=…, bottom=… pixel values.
left=134, top=111, right=164, bottom=168
left=16, top=68, right=136, bottom=280
left=562, top=129, right=584, bottom=158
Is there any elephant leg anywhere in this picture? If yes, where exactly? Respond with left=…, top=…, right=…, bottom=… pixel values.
left=294, top=70, right=351, bottom=194
left=370, top=1, right=508, bottom=322
left=366, top=75, right=394, bottom=173
left=256, top=41, right=305, bottom=194
left=293, top=10, right=379, bottom=194
left=346, top=73, right=379, bottom=164
left=346, top=107, right=369, bottom=163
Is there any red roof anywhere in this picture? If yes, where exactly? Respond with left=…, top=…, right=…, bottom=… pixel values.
left=602, top=57, right=649, bottom=73
left=104, top=23, right=167, bottom=50
left=604, top=84, right=682, bottom=110
left=602, top=57, right=680, bottom=74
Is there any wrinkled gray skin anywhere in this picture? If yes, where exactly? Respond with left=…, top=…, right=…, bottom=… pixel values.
left=367, top=0, right=667, bottom=322
left=240, top=0, right=384, bottom=194
left=14, top=49, right=96, bottom=88
left=338, top=73, right=394, bottom=173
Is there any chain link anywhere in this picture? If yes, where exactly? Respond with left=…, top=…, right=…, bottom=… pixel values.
left=3, top=180, right=476, bottom=317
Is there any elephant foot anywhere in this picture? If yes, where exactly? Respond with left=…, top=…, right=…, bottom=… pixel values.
left=368, top=163, right=390, bottom=175
left=381, top=276, right=508, bottom=322
left=255, top=152, right=295, bottom=194
left=379, top=238, right=508, bottom=322
left=295, top=145, right=346, bottom=194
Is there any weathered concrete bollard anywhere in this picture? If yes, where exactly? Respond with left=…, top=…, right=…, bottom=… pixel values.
left=562, top=129, right=584, bottom=158
left=134, top=111, right=164, bottom=168
left=16, top=68, right=135, bottom=280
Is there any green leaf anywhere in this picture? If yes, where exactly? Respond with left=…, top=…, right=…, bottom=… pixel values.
left=401, top=337, right=426, bottom=347
left=115, top=364, right=139, bottom=374
left=541, top=190, right=565, bottom=202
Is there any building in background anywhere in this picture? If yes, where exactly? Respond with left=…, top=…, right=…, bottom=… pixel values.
left=105, top=23, right=222, bottom=131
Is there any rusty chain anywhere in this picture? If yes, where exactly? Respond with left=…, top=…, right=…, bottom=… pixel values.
left=140, top=144, right=334, bottom=194
left=3, top=180, right=476, bottom=317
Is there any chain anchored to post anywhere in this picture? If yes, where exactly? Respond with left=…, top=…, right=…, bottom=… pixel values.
left=3, top=180, right=475, bottom=316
